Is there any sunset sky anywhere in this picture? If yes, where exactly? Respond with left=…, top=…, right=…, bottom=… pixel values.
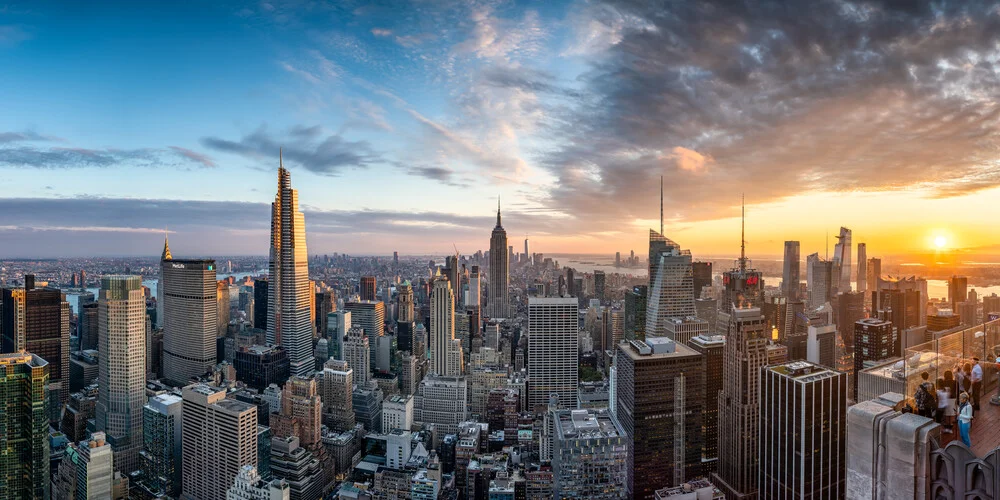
left=2, top=1, right=999, bottom=259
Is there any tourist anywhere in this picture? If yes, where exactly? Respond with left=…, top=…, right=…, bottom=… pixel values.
left=972, top=357, right=984, bottom=411
left=958, top=391, right=974, bottom=447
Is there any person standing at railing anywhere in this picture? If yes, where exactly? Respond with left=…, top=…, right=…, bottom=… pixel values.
left=972, top=357, right=984, bottom=411
left=958, top=391, right=974, bottom=447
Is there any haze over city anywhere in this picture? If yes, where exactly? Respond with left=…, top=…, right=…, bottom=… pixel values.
left=3, top=1, right=1000, bottom=258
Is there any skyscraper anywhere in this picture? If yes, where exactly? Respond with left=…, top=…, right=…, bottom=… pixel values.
left=692, top=261, right=713, bottom=301
left=344, top=326, right=371, bottom=386
left=468, top=266, right=481, bottom=311
left=430, top=274, right=462, bottom=376
left=182, top=384, right=259, bottom=500
left=949, top=275, right=969, bottom=309
left=712, top=306, right=768, bottom=499
left=488, top=200, right=510, bottom=319
left=397, top=281, right=414, bottom=324
left=161, top=252, right=218, bottom=386
left=594, top=270, right=606, bottom=301
left=782, top=241, right=800, bottom=301
left=527, top=297, right=579, bottom=410
left=688, top=334, right=725, bottom=476
left=645, top=233, right=697, bottom=338
left=360, top=276, right=377, bottom=302
left=866, top=257, right=882, bottom=296
left=316, top=359, right=355, bottom=432
left=760, top=361, right=846, bottom=498
left=853, top=318, right=895, bottom=400
left=551, top=408, right=628, bottom=499
left=345, top=300, right=385, bottom=368
left=96, top=275, right=146, bottom=474
left=810, top=258, right=834, bottom=308
left=267, top=153, right=313, bottom=377
left=857, top=243, right=867, bottom=295
left=0, top=352, right=50, bottom=500
left=141, top=393, right=184, bottom=497
left=253, top=279, right=268, bottom=331
left=326, top=310, right=351, bottom=361
left=1, top=278, right=70, bottom=422
left=615, top=338, right=704, bottom=498
left=832, top=226, right=852, bottom=292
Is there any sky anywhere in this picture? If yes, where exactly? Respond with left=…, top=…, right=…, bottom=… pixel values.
left=2, top=0, right=1000, bottom=259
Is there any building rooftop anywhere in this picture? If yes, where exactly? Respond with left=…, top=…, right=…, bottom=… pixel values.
left=622, top=338, right=699, bottom=360
left=769, top=360, right=841, bottom=382
left=554, top=408, right=622, bottom=441
left=690, top=334, right=725, bottom=347
left=0, top=351, right=44, bottom=366
left=215, top=399, right=254, bottom=413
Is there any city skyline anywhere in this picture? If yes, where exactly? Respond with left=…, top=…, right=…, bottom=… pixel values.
left=3, top=2, right=1000, bottom=258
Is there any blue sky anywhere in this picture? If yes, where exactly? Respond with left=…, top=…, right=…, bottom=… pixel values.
left=3, top=1, right=1000, bottom=258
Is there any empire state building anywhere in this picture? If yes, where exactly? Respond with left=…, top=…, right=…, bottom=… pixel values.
left=487, top=200, right=509, bottom=319
left=267, top=151, right=314, bottom=376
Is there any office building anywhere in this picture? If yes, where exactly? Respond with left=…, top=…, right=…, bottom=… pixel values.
left=551, top=408, right=627, bottom=499
left=488, top=200, right=510, bottom=318
left=360, top=276, right=377, bottom=302
left=161, top=255, right=218, bottom=386
left=807, top=323, right=838, bottom=369
left=430, top=274, right=463, bottom=376
left=61, top=386, right=97, bottom=444
left=688, top=334, right=725, bottom=476
left=468, top=266, right=482, bottom=311
left=615, top=338, right=704, bottom=498
left=760, top=361, right=846, bottom=498
left=835, top=291, right=865, bottom=352
left=352, top=384, right=383, bottom=432
left=527, top=297, right=579, bottom=410
left=0, top=352, right=50, bottom=499
left=832, top=226, right=852, bottom=291
left=782, top=241, right=800, bottom=301
left=397, top=280, right=414, bottom=324
left=234, top=345, right=291, bottom=392
left=218, top=280, right=232, bottom=339
left=692, top=261, right=713, bottom=301
left=865, top=257, right=882, bottom=296
left=325, top=310, right=350, bottom=361
left=414, top=375, right=468, bottom=446
left=857, top=243, right=867, bottom=295
left=712, top=307, right=768, bottom=500
left=1, top=278, right=71, bottom=422
left=949, top=275, right=969, bottom=309
left=182, top=384, right=259, bottom=500
left=267, top=156, right=313, bottom=377
left=645, top=234, right=697, bottom=338
left=141, top=393, right=184, bottom=497
left=383, top=394, right=414, bottom=432
left=343, top=326, right=371, bottom=386
left=313, top=289, right=335, bottom=338
left=852, top=318, right=895, bottom=400
left=253, top=279, right=268, bottom=331
left=344, top=300, right=385, bottom=368
left=269, top=435, right=324, bottom=500
left=79, top=301, right=99, bottom=351
left=624, top=286, right=647, bottom=342
left=653, top=479, right=725, bottom=499
left=95, top=275, right=146, bottom=474
left=316, top=359, right=355, bottom=432
left=272, top=376, right=322, bottom=448
left=61, top=432, right=114, bottom=499
left=810, top=259, right=834, bottom=309
left=227, top=465, right=289, bottom=500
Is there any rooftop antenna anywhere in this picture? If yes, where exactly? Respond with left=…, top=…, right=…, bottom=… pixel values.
left=660, top=175, right=664, bottom=236
left=740, top=193, right=746, bottom=272
left=279, top=147, right=283, bottom=169
left=826, top=231, right=829, bottom=261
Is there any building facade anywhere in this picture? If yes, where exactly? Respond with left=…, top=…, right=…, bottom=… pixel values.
left=182, top=384, right=259, bottom=500
left=161, top=255, right=219, bottom=385
left=760, top=361, right=847, bottom=499
left=552, top=408, right=627, bottom=499
left=0, top=352, right=49, bottom=500
left=267, top=157, right=313, bottom=377
left=96, top=275, right=146, bottom=474
left=527, top=297, right=579, bottom=410
left=487, top=202, right=510, bottom=319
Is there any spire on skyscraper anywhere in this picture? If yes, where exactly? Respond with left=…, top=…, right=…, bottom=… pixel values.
left=161, top=232, right=172, bottom=261
left=496, top=195, right=502, bottom=228
left=660, top=175, right=663, bottom=236
left=740, top=193, right=746, bottom=272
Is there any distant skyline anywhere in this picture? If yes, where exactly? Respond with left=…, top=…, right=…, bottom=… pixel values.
left=3, top=1, right=1000, bottom=258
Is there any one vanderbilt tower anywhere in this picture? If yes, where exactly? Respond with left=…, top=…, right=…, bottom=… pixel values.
left=267, top=150, right=313, bottom=377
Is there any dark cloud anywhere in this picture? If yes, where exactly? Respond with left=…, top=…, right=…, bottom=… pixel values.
left=479, top=66, right=582, bottom=98
left=404, top=165, right=470, bottom=187
left=544, top=0, right=1000, bottom=226
left=201, top=125, right=379, bottom=175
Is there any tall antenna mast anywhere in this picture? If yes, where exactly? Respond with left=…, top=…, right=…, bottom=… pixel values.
left=740, top=193, right=746, bottom=272
left=659, top=175, right=664, bottom=236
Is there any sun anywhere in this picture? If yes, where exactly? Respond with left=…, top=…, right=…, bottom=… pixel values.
left=934, top=235, right=948, bottom=249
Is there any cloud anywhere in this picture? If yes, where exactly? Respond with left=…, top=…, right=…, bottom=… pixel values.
left=539, top=0, right=1000, bottom=228
left=200, top=125, right=379, bottom=175
left=0, top=25, right=30, bottom=46
left=0, top=130, right=59, bottom=143
left=0, top=145, right=212, bottom=170
left=404, top=165, right=469, bottom=187
left=371, top=28, right=392, bottom=37
left=168, top=146, right=216, bottom=167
